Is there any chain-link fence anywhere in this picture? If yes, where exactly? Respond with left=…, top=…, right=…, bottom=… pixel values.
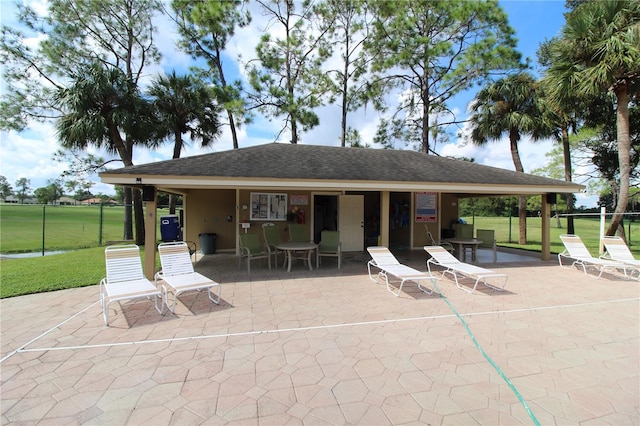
left=0, top=204, right=170, bottom=255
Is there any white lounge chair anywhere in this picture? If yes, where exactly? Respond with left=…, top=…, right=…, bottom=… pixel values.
left=100, top=245, right=163, bottom=326
left=600, top=236, right=639, bottom=280
left=424, top=246, right=507, bottom=293
left=156, top=242, right=221, bottom=313
left=558, top=234, right=629, bottom=279
left=366, top=246, right=436, bottom=296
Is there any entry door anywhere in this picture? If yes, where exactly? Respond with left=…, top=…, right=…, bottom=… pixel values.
left=338, top=195, right=364, bottom=252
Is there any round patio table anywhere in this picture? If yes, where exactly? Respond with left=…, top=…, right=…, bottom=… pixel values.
left=276, top=242, right=318, bottom=272
left=446, top=238, right=483, bottom=262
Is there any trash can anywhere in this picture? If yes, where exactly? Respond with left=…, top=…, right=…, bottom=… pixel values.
left=199, top=233, right=217, bottom=254
left=160, top=215, right=180, bottom=241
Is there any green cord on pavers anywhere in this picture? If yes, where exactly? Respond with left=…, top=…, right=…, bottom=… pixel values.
left=432, top=281, right=541, bottom=426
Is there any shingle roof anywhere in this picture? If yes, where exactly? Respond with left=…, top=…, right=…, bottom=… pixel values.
left=101, top=143, right=586, bottom=193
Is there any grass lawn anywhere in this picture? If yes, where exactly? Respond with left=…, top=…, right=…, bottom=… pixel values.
left=0, top=246, right=160, bottom=299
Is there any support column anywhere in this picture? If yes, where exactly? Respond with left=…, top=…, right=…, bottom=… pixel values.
left=541, top=193, right=551, bottom=261
left=380, top=191, right=390, bottom=247
left=144, top=196, right=158, bottom=280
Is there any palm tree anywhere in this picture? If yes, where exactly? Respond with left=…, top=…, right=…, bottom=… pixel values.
left=469, top=72, right=552, bottom=244
left=543, top=0, right=640, bottom=236
left=55, top=63, right=155, bottom=243
left=147, top=71, right=222, bottom=214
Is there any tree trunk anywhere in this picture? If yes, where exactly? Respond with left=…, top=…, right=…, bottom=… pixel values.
left=561, top=125, right=574, bottom=234
left=509, top=130, right=527, bottom=244
left=606, top=87, right=630, bottom=235
left=123, top=187, right=133, bottom=240
left=133, top=188, right=145, bottom=245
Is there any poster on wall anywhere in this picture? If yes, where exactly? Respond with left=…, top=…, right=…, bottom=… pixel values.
left=415, top=192, right=437, bottom=222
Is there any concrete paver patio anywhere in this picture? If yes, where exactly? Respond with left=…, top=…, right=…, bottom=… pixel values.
left=1, top=249, right=638, bottom=425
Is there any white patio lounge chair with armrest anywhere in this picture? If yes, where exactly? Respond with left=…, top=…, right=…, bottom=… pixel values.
left=367, top=246, right=436, bottom=296
left=558, top=234, right=629, bottom=279
left=424, top=246, right=507, bottom=293
left=100, top=245, right=163, bottom=326
left=316, top=230, right=341, bottom=268
left=600, top=236, right=639, bottom=280
left=155, top=241, right=221, bottom=313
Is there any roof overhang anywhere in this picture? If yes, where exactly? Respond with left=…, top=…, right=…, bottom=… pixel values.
left=100, top=173, right=585, bottom=195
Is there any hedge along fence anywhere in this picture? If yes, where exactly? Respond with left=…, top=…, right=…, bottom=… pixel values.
left=0, top=204, right=173, bottom=254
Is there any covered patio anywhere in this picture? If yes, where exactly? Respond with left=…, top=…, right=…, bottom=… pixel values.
left=2, top=250, right=638, bottom=424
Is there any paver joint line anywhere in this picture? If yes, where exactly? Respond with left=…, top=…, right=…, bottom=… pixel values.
left=7, top=297, right=638, bottom=357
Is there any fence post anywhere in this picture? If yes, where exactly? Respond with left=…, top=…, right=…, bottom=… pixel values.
left=99, top=203, right=104, bottom=246
left=41, top=204, right=46, bottom=256
left=599, top=206, right=606, bottom=254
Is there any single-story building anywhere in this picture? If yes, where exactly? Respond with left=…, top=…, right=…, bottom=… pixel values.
left=100, top=143, right=585, bottom=278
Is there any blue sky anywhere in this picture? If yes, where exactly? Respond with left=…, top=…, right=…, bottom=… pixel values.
left=1, top=0, right=596, bottom=206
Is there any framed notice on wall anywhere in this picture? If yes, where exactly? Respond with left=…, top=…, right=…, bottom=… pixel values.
left=250, top=193, right=287, bottom=220
left=415, top=192, right=437, bottom=222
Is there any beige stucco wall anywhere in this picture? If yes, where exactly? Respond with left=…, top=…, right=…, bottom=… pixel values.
left=184, top=189, right=236, bottom=252
left=183, top=188, right=461, bottom=252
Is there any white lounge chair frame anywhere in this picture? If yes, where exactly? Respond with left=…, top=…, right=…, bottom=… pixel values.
left=367, top=246, right=436, bottom=296
left=424, top=246, right=507, bottom=293
left=156, top=242, right=221, bottom=313
left=100, top=245, right=163, bottom=326
left=600, top=236, right=640, bottom=280
left=558, top=234, right=629, bottom=279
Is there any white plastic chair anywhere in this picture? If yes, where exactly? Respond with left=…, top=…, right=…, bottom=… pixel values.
left=600, top=236, right=639, bottom=279
left=558, top=234, right=628, bottom=279
left=155, top=242, right=221, bottom=313
left=367, top=246, right=436, bottom=296
left=424, top=246, right=507, bottom=293
left=100, top=245, right=163, bottom=326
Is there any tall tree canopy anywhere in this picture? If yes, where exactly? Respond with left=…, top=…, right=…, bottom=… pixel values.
left=469, top=72, right=552, bottom=244
left=248, top=0, right=334, bottom=144
left=367, top=0, right=522, bottom=154
left=171, top=0, right=250, bottom=150
left=542, top=0, right=640, bottom=236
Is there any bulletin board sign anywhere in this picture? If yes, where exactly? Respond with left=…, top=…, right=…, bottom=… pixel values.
left=289, top=195, right=308, bottom=206
left=415, top=192, right=437, bottom=222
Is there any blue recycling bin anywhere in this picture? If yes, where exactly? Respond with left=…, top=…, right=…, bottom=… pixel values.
left=160, top=215, right=180, bottom=241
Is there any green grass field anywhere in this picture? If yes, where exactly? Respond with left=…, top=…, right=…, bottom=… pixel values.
left=1, top=208, right=638, bottom=298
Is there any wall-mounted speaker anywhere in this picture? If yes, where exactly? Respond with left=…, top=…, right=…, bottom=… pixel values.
left=142, top=185, right=156, bottom=201
left=547, top=193, right=557, bottom=204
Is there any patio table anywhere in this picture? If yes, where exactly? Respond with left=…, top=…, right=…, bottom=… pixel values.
left=446, top=238, right=483, bottom=262
left=276, top=242, right=318, bottom=272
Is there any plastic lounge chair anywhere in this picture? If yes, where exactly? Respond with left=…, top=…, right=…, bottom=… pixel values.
left=155, top=242, right=221, bottom=313
left=424, top=246, right=507, bottom=293
left=424, top=225, right=454, bottom=253
left=239, top=233, right=271, bottom=274
left=262, top=223, right=286, bottom=267
left=100, top=245, right=163, bottom=326
left=367, top=246, right=435, bottom=296
left=316, top=230, right=341, bottom=268
left=558, top=234, right=629, bottom=279
left=600, top=236, right=639, bottom=280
